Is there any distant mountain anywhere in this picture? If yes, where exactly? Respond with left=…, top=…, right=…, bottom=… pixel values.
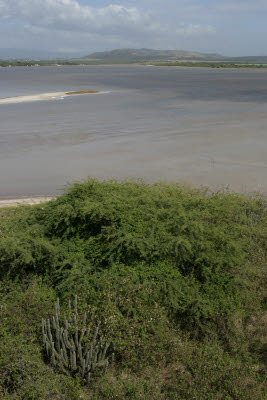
left=2, top=47, right=266, bottom=64
left=84, top=48, right=224, bottom=61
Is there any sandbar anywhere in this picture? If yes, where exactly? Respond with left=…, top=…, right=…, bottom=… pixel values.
left=0, top=90, right=103, bottom=104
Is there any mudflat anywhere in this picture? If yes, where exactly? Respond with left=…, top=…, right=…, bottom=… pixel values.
left=0, top=65, right=266, bottom=197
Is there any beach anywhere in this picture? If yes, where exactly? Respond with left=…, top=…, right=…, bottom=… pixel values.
left=0, top=197, right=56, bottom=208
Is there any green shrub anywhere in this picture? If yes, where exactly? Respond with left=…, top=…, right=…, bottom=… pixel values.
left=0, top=179, right=266, bottom=399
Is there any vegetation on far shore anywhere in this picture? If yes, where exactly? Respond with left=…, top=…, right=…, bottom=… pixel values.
left=0, top=179, right=266, bottom=399
left=151, top=61, right=267, bottom=69
left=1, top=59, right=267, bottom=69
left=2, top=48, right=267, bottom=68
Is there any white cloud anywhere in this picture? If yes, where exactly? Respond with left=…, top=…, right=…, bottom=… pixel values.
left=0, top=0, right=215, bottom=38
left=0, top=0, right=218, bottom=55
left=0, top=0, right=156, bottom=34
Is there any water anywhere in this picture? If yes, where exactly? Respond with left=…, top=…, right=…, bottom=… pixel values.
left=0, top=65, right=266, bottom=197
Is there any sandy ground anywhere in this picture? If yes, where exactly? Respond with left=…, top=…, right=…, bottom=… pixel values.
left=0, top=91, right=104, bottom=104
left=0, top=197, right=56, bottom=208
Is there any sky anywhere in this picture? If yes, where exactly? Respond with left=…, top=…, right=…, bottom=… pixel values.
left=0, top=0, right=266, bottom=56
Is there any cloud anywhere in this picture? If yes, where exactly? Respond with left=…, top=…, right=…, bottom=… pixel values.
left=0, top=0, right=157, bottom=35
left=0, top=0, right=215, bottom=38
left=0, top=0, right=218, bottom=55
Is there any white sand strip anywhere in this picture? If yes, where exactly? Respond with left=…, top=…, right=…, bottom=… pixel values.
left=0, top=90, right=106, bottom=104
left=0, top=197, right=56, bottom=208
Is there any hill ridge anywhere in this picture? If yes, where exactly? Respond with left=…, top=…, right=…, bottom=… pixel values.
left=84, top=48, right=224, bottom=61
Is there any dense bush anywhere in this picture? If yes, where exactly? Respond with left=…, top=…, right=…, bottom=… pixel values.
left=0, top=179, right=266, bottom=399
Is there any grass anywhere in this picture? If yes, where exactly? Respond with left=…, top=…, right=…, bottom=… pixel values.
left=0, top=179, right=266, bottom=399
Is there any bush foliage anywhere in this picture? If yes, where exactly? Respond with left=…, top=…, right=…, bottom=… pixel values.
left=0, top=179, right=266, bottom=399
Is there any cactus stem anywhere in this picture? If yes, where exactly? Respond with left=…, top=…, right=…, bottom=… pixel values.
left=42, top=298, right=112, bottom=384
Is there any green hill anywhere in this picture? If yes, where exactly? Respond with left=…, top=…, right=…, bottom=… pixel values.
left=84, top=48, right=223, bottom=61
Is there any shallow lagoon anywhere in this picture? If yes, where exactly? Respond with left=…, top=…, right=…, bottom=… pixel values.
left=0, top=65, right=266, bottom=197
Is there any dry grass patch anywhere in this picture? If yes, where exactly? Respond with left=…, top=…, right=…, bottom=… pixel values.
left=66, top=90, right=100, bottom=95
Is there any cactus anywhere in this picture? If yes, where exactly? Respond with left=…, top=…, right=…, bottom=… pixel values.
left=42, top=295, right=114, bottom=384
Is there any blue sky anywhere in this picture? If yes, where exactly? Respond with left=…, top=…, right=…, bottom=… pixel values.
left=0, top=0, right=266, bottom=56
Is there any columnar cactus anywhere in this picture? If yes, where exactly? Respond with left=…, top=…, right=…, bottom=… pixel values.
left=42, top=295, right=114, bottom=384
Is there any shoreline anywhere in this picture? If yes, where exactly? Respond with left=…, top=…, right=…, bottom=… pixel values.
left=0, top=182, right=265, bottom=209
left=0, top=90, right=106, bottom=104
left=0, top=196, right=56, bottom=208
left=1, top=62, right=267, bottom=70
